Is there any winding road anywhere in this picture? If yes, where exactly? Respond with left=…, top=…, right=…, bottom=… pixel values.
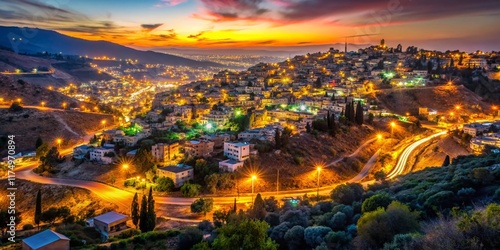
left=9, top=131, right=447, bottom=216
left=386, top=131, right=447, bottom=179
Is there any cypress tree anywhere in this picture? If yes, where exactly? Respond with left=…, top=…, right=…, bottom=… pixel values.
left=233, top=198, right=237, bottom=213
left=329, top=114, right=337, bottom=137
left=251, top=194, right=266, bottom=220
left=131, top=193, right=139, bottom=228
left=35, top=137, right=43, bottom=149
left=355, top=101, right=364, bottom=125
left=274, top=128, right=281, bottom=149
left=345, top=103, right=351, bottom=122
left=442, top=155, right=450, bottom=167
left=327, top=110, right=331, bottom=129
left=35, top=189, right=41, bottom=230
left=147, top=187, right=156, bottom=231
left=350, top=101, right=355, bottom=123
left=306, top=122, right=311, bottom=133
left=139, top=195, right=148, bottom=232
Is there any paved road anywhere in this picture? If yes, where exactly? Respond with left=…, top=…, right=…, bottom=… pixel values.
left=386, top=131, right=447, bottom=179
left=12, top=135, right=382, bottom=207
left=10, top=131, right=447, bottom=213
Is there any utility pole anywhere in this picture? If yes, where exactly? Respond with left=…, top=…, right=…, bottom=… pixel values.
left=276, top=169, right=279, bottom=195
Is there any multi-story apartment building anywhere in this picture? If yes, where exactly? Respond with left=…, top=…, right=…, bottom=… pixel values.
left=151, top=142, right=179, bottom=162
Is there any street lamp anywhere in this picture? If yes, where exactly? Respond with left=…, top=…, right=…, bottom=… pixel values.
left=41, top=101, right=45, bottom=107
left=377, top=134, right=383, bottom=140
left=316, top=167, right=321, bottom=198
left=62, top=102, right=67, bottom=109
left=455, top=105, right=460, bottom=110
left=251, top=175, right=257, bottom=204
left=56, top=138, right=62, bottom=148
left=101, top=120, right=106, bottom=130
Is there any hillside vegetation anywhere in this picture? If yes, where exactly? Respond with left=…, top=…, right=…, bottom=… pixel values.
left=377, top=85, right=489, bottom=115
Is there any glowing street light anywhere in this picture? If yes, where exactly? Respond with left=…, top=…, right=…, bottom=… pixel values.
left=101, top=120, right=106, bottom=130
left=56, top=138, right=62, bottom=148
left=316, top=166, right=322, bottom=198
left=41, top=101, right=45, bottom=107
left=455, top=105, right=460, bottom=110
left=251, top=174, right=257, bottom=204
left=377, top=134, right=383, bottom=140
left=62, top=102, right=67, bottom=109
left=390, top=122, right=396, bottom=138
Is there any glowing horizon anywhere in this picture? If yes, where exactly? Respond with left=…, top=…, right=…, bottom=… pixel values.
left=1, top=0, right=499, bottom=52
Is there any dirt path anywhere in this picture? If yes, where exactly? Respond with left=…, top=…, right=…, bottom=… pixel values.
left=51, top=112, right=80, bottom=136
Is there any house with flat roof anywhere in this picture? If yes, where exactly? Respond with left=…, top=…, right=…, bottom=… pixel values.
left=219, top=159, right=244, bottom=172
left=184, top=140, right=214, bottom=157
left=92, top=211, right=130, bottom=241
left=157, top=164, right=193, bottom=187
left=22, top=229, right=70, bottom=250
left=224, top=142, right=250, bottom=161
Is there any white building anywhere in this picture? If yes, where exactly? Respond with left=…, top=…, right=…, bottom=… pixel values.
left=224, top=142, right=250, bottom=161
left=463, top=123, right=491, bottom=136
left=219, top=159, right=244, bottom=172
left=90, top=147, right=115, bottom=164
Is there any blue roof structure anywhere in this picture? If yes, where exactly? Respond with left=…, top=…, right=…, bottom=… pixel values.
left=93, top=211, right=128, bottom=225
left=23, top=229, right=69, bottom=249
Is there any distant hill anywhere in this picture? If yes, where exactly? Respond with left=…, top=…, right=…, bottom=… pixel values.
left=0, top=49, right=112, bottom=87
left=0, top=26, right=221, bottom=67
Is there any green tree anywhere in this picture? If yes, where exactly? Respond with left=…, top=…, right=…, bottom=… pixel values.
left=179, top=227, right=203, bottom=250
left=330, top=183, right=364, bottom=205
left=35, top=189, right=41, bottom=230
left=284, top=225, right=306, bottom=250
left=355, top=101, right=364, bottom=125
left=306, top=122, right=311, bottom=133
left=133, top=146, right=155, bottom=172
left=147, top=187, right=156, bottom=231
left=205, top=174, right=219, bottom=194
left=356, top=201, right=420, bottom=249
left=36, top=143, right=49, bottom=160
left=251, top=194, right=266, bottom=220
left=139, top=195, right=148, bottom=232
left=38, top=146, right=61, bottom=173
left=9, top=102, right=23, bottom=112
left=40, top=206, right=70, bottom=225
left=212, top=219, right=278, bottom=250
left=131, top=193, right=139, bottom=228
left=362, top=193, right=393, bottom=213
left=181, top=182, right=201, bottom=197
left=155, top=177, right=174, bottom=192
left=442, top=155, right=450, bottom=166
left=191, top=198, right=214, bottom=217
left=35, top=137, right=43, bottom=150
left=274, top=128, right=281, bottom=149
left=145, top=169, right=156, bottom=182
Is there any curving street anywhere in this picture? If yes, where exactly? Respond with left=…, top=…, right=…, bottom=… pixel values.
left=386, top=131, right=447, bottom=179
left=8, top=131, right=449, bottom=215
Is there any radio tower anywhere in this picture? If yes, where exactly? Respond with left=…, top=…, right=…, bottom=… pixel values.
left=345, top=37, right=347, bottom=53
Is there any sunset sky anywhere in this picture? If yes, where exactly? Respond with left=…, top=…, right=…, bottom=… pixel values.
left=1, top=0, right=499, bottom=52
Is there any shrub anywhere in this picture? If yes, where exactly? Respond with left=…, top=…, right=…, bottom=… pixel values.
left=124, top=178, right=136, bottom=187
left=279, top=210, right=308, bottom=227
left=179, top=227, right=203, bottom=250
left=155, top=177, right=174, bottom=192
left=330, top=183, right=364, bottom=205
left=356, top=201, right=420, bottom=249
left=284, top=225, right=306, bottom=250
left=304, top=226, right=332, bottom=248
left=22, top=224, right=34, bottom=230
left=362, top=193, right=393, bottom=213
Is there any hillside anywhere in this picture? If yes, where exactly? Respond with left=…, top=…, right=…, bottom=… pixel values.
left=0, top=26, right=221, bottom=67
left=0, top=49, right=112, bottom=87
left=0, top=108, right=113, bottom=155
left=0, top=75, right=92, bottom=107
left=376, top=85, right=489, bottom=116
